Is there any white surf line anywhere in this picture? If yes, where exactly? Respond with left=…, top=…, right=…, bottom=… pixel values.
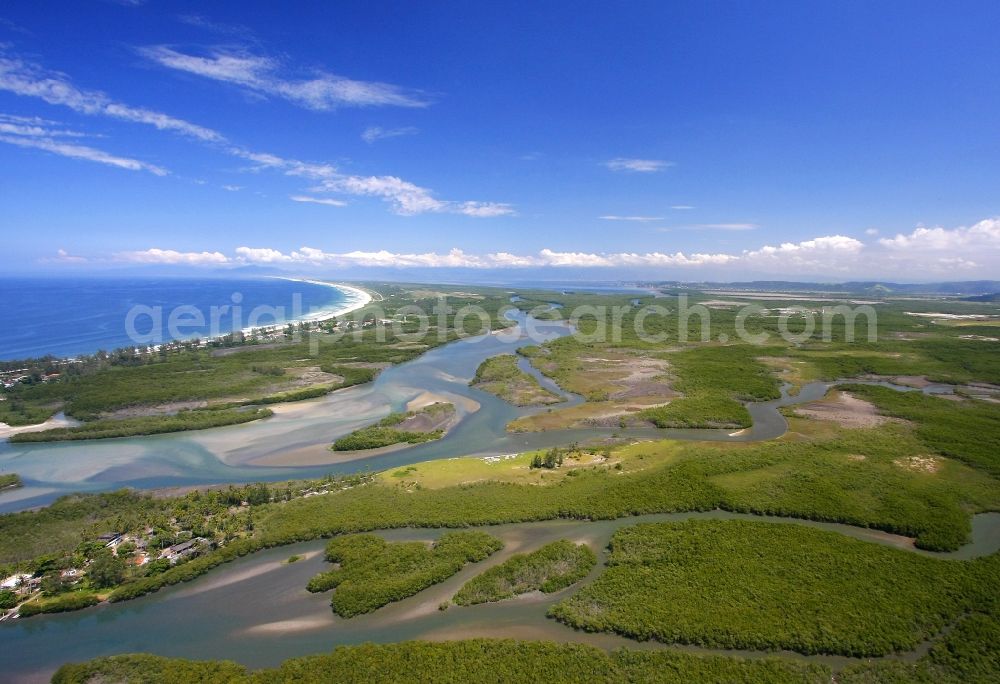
left=241, top=278, right=373, bottom=335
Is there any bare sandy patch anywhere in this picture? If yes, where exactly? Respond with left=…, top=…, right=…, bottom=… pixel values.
left=793, top=391, right=891, bottom=428
left=893, top=455, right=942, bottom=474
left=0, top=413, right=79, bottom=439
left=101, top=400, right=208, bottom=420
left=242, top=616, right=333, bottom=635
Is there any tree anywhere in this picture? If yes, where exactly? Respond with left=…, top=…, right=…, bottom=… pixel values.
left=41, top=573, right=70, bottom=596
left=88, top=552, right=126, bottom=589
left=0, top=589, right=18, bottom=609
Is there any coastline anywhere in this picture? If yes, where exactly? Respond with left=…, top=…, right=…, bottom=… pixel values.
left=0, top=280, right=375, bottom=436
left=244, top=278, right=374, bottom=335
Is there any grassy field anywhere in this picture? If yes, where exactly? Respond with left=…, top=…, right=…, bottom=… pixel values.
left=0, top=473, right=21, bottom=489
left=307, top=531, right=503, bottom=616
left=471, top=354, right=563, bottom=406
left=453, top=539, right=596, bottom=605
left=549, top=519, right=1000, bottom=656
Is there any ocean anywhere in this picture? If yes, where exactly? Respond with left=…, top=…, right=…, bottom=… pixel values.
left=0, top=276, right=363, bottom=360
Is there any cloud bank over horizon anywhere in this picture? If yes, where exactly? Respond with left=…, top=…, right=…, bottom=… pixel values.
left=55, top=217, right=997, bottom=279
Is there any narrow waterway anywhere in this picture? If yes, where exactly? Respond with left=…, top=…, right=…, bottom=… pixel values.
left=3, top=510, right=999, bottom=683
left=0, top=305, right=827, bottom=514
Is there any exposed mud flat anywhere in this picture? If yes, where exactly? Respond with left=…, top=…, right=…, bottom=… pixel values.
left=792, top=391, right=895, bottom=429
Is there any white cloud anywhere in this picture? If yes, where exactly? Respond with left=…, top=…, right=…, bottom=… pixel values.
left=361, top=125, right=418, bottom=143
left=138, top=46, right=429, bottom=110
left=599, top=215, right=664, bottom=222
left=865, top=228, right=879, bottom=236
left=40, top=248, right=87, bottom=264
left=221, top=184, right=242, bottom=191
left=290, top=195, right=347, bottom=207
left=671, top=205, right=695, bottom=210
left=310, top=175, right=514, bottom=217
left=315, top=175, right=444, bottom=215
left=879, top=218, right=1000, bottom=251
left=118, top=248, right=229, bottom=265
left=0, top=133, right=167, bottom=174
left=605, top=158, right=672, bottom=173
left=0, top=113, right=86, bottom=138
left=454, top=201, right=515, bottom=218
left=2, top=49, right=508, bottom=217
left=0, top=52, right=223, bottom=142
left=233, top=246, right=291, bottom=263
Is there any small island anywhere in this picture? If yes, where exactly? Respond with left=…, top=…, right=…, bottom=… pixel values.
left=307, top=531, right=503, bottom=616
left=471, top=354, right=564, bottom=406
left=453, top=539, right=596, bottom=605
left=331, top=402, right=456, bottom=451
left=0, top=473, right=22, bottom=491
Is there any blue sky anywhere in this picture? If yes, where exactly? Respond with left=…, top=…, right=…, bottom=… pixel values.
left=1, top=1, right=999, bottom=280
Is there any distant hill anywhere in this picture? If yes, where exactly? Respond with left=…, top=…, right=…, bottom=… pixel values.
left=962, top=293, right=1000, bottom=302
left=642, top=280, right=1000, bottom=296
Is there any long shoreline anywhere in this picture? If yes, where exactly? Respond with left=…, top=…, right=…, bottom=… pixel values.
left=0, top=280, right=374, bottom=435
left=246, top=278, right=374, bottom=334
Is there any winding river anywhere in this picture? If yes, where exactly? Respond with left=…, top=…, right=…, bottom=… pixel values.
left=1, top=307, right=821, bottom=514
left=3, top=510, right=999, bottom=683
left=2, top=306, right=999, bottom=680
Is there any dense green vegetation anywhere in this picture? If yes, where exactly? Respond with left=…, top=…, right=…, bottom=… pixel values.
left=306, top=531, right=503, bottom=616
left=3, top=416, right=996, bottom=614
left=0, top=473, right=22, bottom=489
left=260, top=425, right=999, bottom=553
left=331, top=403, right=453, bottom=451
left=52, top=640, right=833, bottom=683
left=667, top=345, right=783, bottom=401
left=17, top=591, right=100, bottom=616
left=639, top=395, right=751, bottom=428
left=844, top=383, right=1000, bottom=477
left=549, top=520, right=1000, bottom=656
left=9, top=407, right=273, bottom=442
left=452, top=539, right=595, bottom=605
left=471, top=354, right=563, bottom=406
left=839, top=603, right=1000, bottom=683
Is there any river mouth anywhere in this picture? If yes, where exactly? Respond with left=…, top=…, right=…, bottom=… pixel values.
left=0, top=307, right=838, bottom=513
left=3, top=510, right=998, bottom=683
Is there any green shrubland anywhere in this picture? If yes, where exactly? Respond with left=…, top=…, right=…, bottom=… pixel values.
left=307, top=531, right=503, bottom=616
left=842, top=383, right=1000, bottom=477
left=9, top=407, right=273, bottom=442
left=453, top=539, right=595, bottom=605
left=549, top=520, right=1000, bottom=656
left=52, top=640, right=833, bottom=683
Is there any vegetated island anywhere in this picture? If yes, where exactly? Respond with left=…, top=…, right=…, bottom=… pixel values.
left=306, top=531, right=503, bottom=616
left=452, top=539, right=596, bottom=605
left=0, top=473, right=22, bottom=490
left=470, top=354, right=564, bottom=406
left=9, top=407, right=274, bottom=443
left=331, top=402, right=456, bottom=452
